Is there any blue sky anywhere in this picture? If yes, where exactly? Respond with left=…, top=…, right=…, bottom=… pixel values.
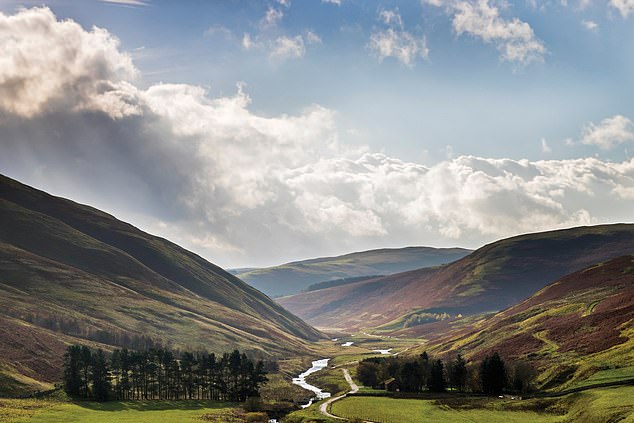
left=5, top=0, right=631, bottom=162
left=0, top=1, right=633, bottom=266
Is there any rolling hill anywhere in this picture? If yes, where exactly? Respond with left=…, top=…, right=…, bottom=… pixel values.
left=231, top=247, right=472, bottom=297
left=0, top=174, right=322, bottom=396
left=425, top=254, right=634, bottom=390
left=277, top=224, right=634, bottom=331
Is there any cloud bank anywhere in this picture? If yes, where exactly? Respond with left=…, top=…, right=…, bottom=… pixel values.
left=1, top=7, right=633, bottom=266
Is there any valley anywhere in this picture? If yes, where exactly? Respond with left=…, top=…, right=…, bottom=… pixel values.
left=1, top=175, right=633, bottom=423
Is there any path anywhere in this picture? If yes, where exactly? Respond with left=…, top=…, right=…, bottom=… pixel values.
left=318, top=368, right=360, bottom=421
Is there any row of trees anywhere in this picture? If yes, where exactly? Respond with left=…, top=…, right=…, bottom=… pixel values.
left=6, top=310, right=165, bottom=351
left=63, top=345, right=268, bottom=402
left=357, top=351, right=536, bottom=395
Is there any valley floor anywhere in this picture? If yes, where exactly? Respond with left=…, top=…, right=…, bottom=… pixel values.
left=285, top=333, right=634, bottom=423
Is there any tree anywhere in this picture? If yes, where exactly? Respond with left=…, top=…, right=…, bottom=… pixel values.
left=418, top=352, right=430, bottom=388
left=80, top=346, right=92, bottom=398
left=399, top=361, right=421, bottom=392
left=63, top=345, right=82, bottom=397
left=480, top=352, right=507, bottom=395
left=91, top=349, right=111, bottom=401
left=61, top=345, right=266, bottom=402
left=510, top=361, right=537, bottom=394
left=358, top=361, right=380, bottom=388
left=449, top=354, right=467, bottom=392
left=429, top=359, right=446, bottom=392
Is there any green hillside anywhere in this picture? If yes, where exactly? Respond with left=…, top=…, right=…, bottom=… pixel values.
left=234, top=246, right=471, bottom=297
left=0, top=174, right=322, bottom=396
left=424, top=254, right=634, bottom=390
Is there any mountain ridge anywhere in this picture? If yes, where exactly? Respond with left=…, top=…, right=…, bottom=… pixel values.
left=277, top=223, right=634, bottom=332
left=233, top=246, right=472, bottom=297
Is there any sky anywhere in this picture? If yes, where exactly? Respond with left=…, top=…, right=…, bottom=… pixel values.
left=0, top=0, right=633, bottom=267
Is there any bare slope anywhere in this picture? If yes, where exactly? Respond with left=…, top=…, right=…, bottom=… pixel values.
left=277, top=224, right=634, bottom=331
left=0, top=174, right=322, bottom=395
left=233, top=247, right=471, bottom=297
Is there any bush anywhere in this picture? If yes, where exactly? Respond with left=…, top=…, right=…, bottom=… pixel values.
left=245, top=412, right=269, bottom=422
left=244, top=396, right=263, bottom=412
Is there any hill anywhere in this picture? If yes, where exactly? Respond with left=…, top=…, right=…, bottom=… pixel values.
left=0, top=174, right=322, bottom=396
left=425, top=254, right=634, bottom=390
left=277, top=224, right=634, bottom=332
left=233, top=247, right=471, bottom=297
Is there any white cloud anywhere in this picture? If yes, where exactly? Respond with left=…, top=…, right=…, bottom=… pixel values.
left=610, top=0, right=634, bottom=16
left=0, top=7, right=138, bottom=119
left=2, top=7, right=634, bottom=266
left=270, top=35, right=306, bottom=59
left=426, top=0, right=546, bottom=65
left=541, top=137, right=552, bottom=153
left=305, top=30, right=322, bottom=45
left=379, top=9, right=404, bottom=28
left=581, top=115, right=634, bottom=149
left=241, top=5, right=319, bottom=61
left=322, top=0, right=342, bottom=4
left=260, top=6, right=284, bottom=29
left=242, top=33, right=256, bottom=50
left=369, top=9, right=429, bottom=66
left=581, top=19, right=599, bottom=31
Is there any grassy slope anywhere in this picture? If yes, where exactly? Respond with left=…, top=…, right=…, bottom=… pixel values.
left=0, top=174, right=322, bottom=396
left=277, top=224, right=634, bottom=332
left=234, top=247, right=471, bottom=297
left=0, top=398, right=241, bottom=423
left=424, top=254, right=634, bottom=390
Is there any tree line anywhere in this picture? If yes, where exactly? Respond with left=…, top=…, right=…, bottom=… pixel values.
left=63, top=345, right=268, bottom=402
left=357, top=351, right=536, bottom=395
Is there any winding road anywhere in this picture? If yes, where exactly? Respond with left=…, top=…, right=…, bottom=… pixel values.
left=319, top=368, right=359, bottom=420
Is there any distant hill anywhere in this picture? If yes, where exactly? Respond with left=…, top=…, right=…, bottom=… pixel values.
left=277, top=224, right=634, bottom=332
left=0, top=174, right=322, bottom=396
left=233, top=247, right=472, bottom=297
left=425, top=254, right=634, bottom=390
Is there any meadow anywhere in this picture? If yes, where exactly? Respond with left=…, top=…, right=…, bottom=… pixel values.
left=0, top=399, right=245, bottom=423
left=327, top=386, right=634, bottom=423
left=329, top=396, right=562, bottom=423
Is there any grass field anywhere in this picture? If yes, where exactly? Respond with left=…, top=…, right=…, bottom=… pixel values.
left=0, top=399, right=241, bottom=423
left=329, top=387, right=634, bottom=423
left=330, top=397, right=562, bottom=423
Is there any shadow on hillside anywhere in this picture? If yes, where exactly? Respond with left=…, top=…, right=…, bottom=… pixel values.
left=73, top=400, right=235, bottom=412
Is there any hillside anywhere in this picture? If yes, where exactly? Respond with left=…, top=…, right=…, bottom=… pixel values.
left=233, top=247, right=471, bottom=297
left=277, top=224, right=634, bottom=331
left=425, top=254, right=634, bottom=390
left=0, top=174, right=322, bottom=396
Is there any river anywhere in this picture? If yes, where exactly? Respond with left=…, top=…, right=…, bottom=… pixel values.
left=292, top=358, right=331, bottom=408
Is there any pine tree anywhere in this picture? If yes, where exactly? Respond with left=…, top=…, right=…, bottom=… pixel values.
left=429, top=359, right=446, bottom=392
left=63, top=345, right=83, bottom=397
left=480, top=352, right=506, bottom=395
left=91, top=349, right=111, bottom=401
left=80, top=346, right=92, bottom=398
left=450, top=354, right=467, bottom=392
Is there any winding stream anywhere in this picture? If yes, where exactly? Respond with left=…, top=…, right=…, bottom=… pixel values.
left=292, top=358, right=331, bottom=408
